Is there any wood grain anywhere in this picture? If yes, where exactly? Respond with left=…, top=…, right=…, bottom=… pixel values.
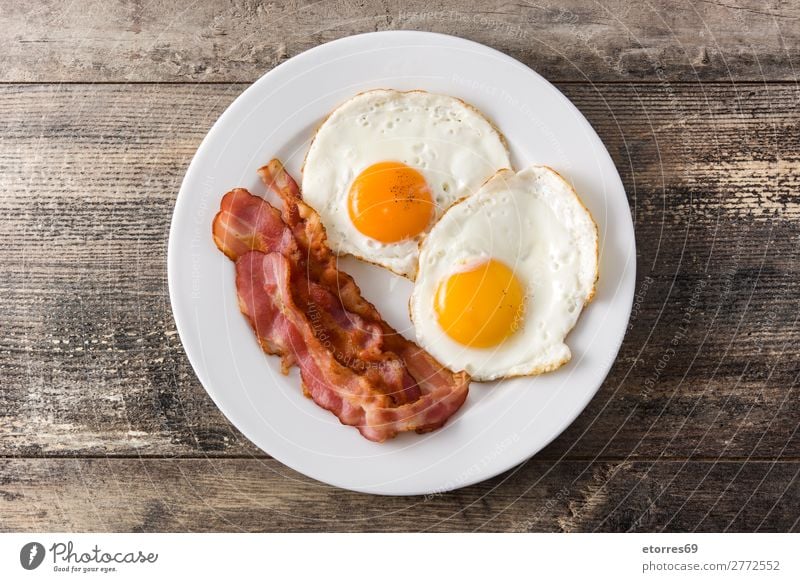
left=1, top=82, right=798, bottom=462
left=2, top=0, right=799, bottom=83
left=1, top=458, right=797, bottom=532
left=2, top=1, right=799, bottom=532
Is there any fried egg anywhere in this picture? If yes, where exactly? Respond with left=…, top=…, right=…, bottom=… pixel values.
left=302, top=89, right=510, bottom=278
left=410, top=166, right=599, bottom=381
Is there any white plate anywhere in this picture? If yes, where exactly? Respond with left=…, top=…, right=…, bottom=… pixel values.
left=168, top=31, right=636, bottom=495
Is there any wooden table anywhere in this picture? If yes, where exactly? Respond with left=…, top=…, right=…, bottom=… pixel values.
left=2, top=0, right=798, bottom=532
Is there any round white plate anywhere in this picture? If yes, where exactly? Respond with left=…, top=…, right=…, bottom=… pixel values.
left=168, top=31, right=636, bottom=495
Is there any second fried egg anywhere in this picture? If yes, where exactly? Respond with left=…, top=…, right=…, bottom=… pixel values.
left=410, top=166, right=599, bottom=381
left=302, top=89, right=510, bottom=278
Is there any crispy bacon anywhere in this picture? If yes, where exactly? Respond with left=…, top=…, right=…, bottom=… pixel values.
left=258, top=160, right=388, bottom=325
left=236, top=252, right=388, bottom=430
left=212, top=188, right=298, bottom=262
left=213, top=186, right=418, bottom=404
left=212, top=161, right=469, bottom=441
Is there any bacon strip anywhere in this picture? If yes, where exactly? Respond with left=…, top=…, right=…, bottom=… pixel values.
left=237, top=252, right=386, bottom=432
left=213, top=187, right=417, bottom=404
left=213, top=188, right=380, bottom=362
left=213, top=161, right=469, bottom=441
left=212, top=188, right=298, bottom=262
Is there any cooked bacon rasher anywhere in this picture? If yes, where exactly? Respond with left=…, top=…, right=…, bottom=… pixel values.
left=211, top=160, right=469, bottom=442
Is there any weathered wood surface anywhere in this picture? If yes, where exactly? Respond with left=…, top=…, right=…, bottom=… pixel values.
left=2, top=0, right=799, bottom=83
left=2, top=83, right=798, bottom=460
left=1, top=0, right=799, bottom=532
left=1, top=459, right=798, bottom=532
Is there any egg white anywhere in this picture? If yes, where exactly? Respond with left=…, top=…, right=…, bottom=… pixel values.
left=410, top=166, right=599, bottom=381
left=302, top=89, right=510, bottom=278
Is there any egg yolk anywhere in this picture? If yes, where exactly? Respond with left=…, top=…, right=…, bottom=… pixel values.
left=348, top=161, right=434, bottom=243
left=434, top=259, right=526, bottom=348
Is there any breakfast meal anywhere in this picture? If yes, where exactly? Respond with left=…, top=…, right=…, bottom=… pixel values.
left=211, top=89, right=598, bottom=441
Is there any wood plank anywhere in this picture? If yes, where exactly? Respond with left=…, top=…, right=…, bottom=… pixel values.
left=2, top=0, right=799, bottom=83
left=1, top=83, right=798, bottom=459
left=0, top=458, right=797, bottom=532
